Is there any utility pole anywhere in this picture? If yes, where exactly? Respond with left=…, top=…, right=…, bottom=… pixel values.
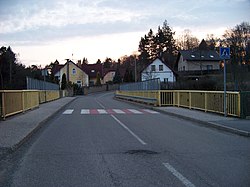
left=134, top=58, right=137, bottom=82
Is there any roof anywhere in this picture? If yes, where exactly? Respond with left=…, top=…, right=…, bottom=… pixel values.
left=53, top=60, right=88, bottom=75
left=51, top=64, right=64, bottom=75
left=103, top=68, right=116, bottom=76
left=141, top=58, right=177, bottom=75
left=179, top=50, right=220, bottom=61
left=81, top=63, right=103, bottom=79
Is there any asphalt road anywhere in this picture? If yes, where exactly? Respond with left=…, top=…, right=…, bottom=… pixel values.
left=5, top=92, right=250, bottom=186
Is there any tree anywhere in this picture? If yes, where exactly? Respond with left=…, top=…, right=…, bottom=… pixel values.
left=222, top=21, right=250, bottom=90
left=61, top=73, right=67, bottom=90
left=113, top=68, right=122, bottom=84
left=159, top=20, right=177, bottom=67
left=0, top=46, right=16, bottom=89
left=95, top=72, right=102, bottom=86
left=103, top=57, right=112, bottom=68
left=176, top=29, right=199, bottom=50
left=223, top=22, right=250, bottom=65
left=96, top=59, right=102, bottom=64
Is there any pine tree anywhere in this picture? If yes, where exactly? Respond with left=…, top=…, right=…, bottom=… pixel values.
left=61, top=73, right=67, bottom=90
left=113, top=68, right=122, bottom=84
left=95, top=72, right=102, bottom=86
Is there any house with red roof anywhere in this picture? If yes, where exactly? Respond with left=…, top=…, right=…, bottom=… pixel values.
left=54, top=60, right=89, bottom=88
left=81, top=63, right=104, bottom=86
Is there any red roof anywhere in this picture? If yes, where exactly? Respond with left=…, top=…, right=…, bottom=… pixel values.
left=81, top=63, right=103, bottom=79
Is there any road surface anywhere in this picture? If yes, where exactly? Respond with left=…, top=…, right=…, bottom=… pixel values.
left=3, top=92, right=250, bottom=187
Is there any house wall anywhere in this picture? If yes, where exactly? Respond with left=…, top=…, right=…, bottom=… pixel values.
left=103, top=71, right=115, bottom=83
left=178, top=55, right=220, bottom=71
left=141, top=59, right=176, bottom=82
left=186, top=60, right=220, bottom=71
left=59, top=62, right=89, bottom=87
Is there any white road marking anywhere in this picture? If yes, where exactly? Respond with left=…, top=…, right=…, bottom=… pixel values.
left=142, top=109, right=159, bottom=114
left=97, top=109, right=108, bottom=114
left=163, top=163, right=196, bottom=187
left=63, top=109, right=74, bottom=114
left=81, top=109, right=90, bottom=114
left=127, top=109, right=143, bottom=114
left=95, top=99, right=105, bottom=109
left=111, top=114, right=147, bottom=145
left=112, top=109, right=125, bottom=114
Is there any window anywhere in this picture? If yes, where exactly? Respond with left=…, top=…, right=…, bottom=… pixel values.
left=159, top=65, right=163, bottom=71
left=72, top=68, right=76, bottom=75
left=151, top=65, right=156, bottom=72
left=76, top=80, right=82, bottom=87
left=183, top=66, right=185, bottom=71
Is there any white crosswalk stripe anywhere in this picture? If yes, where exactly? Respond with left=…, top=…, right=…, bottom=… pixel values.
left=63, top=109, right=74, bottom=114
left=63, top=109, right=159, bottom=115
left=142, top=109, right=159, bottom=114
left=127, top=109, right=143, bottom=114
left=81, top=109, right=90, bottom=114
left=112, top=109, right=126, bottom=114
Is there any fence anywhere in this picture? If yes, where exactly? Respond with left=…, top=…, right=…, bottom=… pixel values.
left=0, top=90, right=60, bottom=120
left=120, top=78, right=160, bottom=91
left=116, top=90, right=241, bottom=117
left=83, top=84, right=120, bottom=95
left=240, top=92, right=250, bottom=119
left=26, top=77, right=59, bottom=90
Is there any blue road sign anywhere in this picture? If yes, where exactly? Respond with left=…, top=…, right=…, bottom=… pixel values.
left=220, top=47, right=230, bottom=59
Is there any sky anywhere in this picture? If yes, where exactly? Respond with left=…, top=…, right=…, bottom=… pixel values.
left=0, top=0, right=249, bottom=67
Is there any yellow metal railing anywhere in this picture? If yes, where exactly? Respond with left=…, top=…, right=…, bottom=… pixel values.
left=0, top=90, right=60, bottom=119
left=116, top=90, right=241, bottom=117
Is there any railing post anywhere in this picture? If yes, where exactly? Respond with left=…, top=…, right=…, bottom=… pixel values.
left=177, top=91, right=180, bottom=107
left=158, top=90, right=161, bottom=107
left=173, top=91, right=175, bottom=106
left=189, top=92, right=192, bottom=109
left=22, top=91, right=25, bottom=113
left=237, top=92, right=241, bottom=117
left=205, top=92, right=207, bottom=112
left=2, top=91, right=6, bottom=120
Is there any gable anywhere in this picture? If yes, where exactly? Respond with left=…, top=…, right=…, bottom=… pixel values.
left=142, top=58, right=174, bottom=73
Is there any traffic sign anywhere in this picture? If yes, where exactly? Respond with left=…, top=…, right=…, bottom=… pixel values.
left=220, top=47, right=230, bottom=60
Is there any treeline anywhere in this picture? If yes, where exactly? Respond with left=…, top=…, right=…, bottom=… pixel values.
left=136, top=20, right=250, bottom=69
left=0, top=46, right=51, bottom=89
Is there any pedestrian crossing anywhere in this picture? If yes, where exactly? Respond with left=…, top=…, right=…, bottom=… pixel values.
left=63, top=109, right=159, bottom=115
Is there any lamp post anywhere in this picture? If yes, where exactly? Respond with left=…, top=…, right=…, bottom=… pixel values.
left=134, top=58, right=137, bottom=82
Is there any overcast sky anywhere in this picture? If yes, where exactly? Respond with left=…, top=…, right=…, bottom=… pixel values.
left=0, top=0, right=249, bottom=67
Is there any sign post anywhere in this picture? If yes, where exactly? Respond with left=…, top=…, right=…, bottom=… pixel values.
left=220, top=47, right=230, bottom=117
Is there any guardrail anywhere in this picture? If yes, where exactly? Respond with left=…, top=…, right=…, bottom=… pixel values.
left=116, top=90, right=241, bottom=117
left=0, top=90, right=60, bottom=120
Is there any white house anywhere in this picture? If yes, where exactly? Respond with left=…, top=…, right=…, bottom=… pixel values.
left=141, top=58, right=176, bottom=82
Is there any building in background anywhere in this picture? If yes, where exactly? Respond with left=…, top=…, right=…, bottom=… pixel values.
left=54, top=60, right=89, bottom=88
left=176, top=39, right=221, bottom=72
left=141, top=58, right=176, bottom=83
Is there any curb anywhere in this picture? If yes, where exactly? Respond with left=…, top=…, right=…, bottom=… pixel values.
left=152, top=107, right=250, bottom=138
left=114, top=97, right=250, bottom=138
left=2, top=97, right=77, bottom=153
